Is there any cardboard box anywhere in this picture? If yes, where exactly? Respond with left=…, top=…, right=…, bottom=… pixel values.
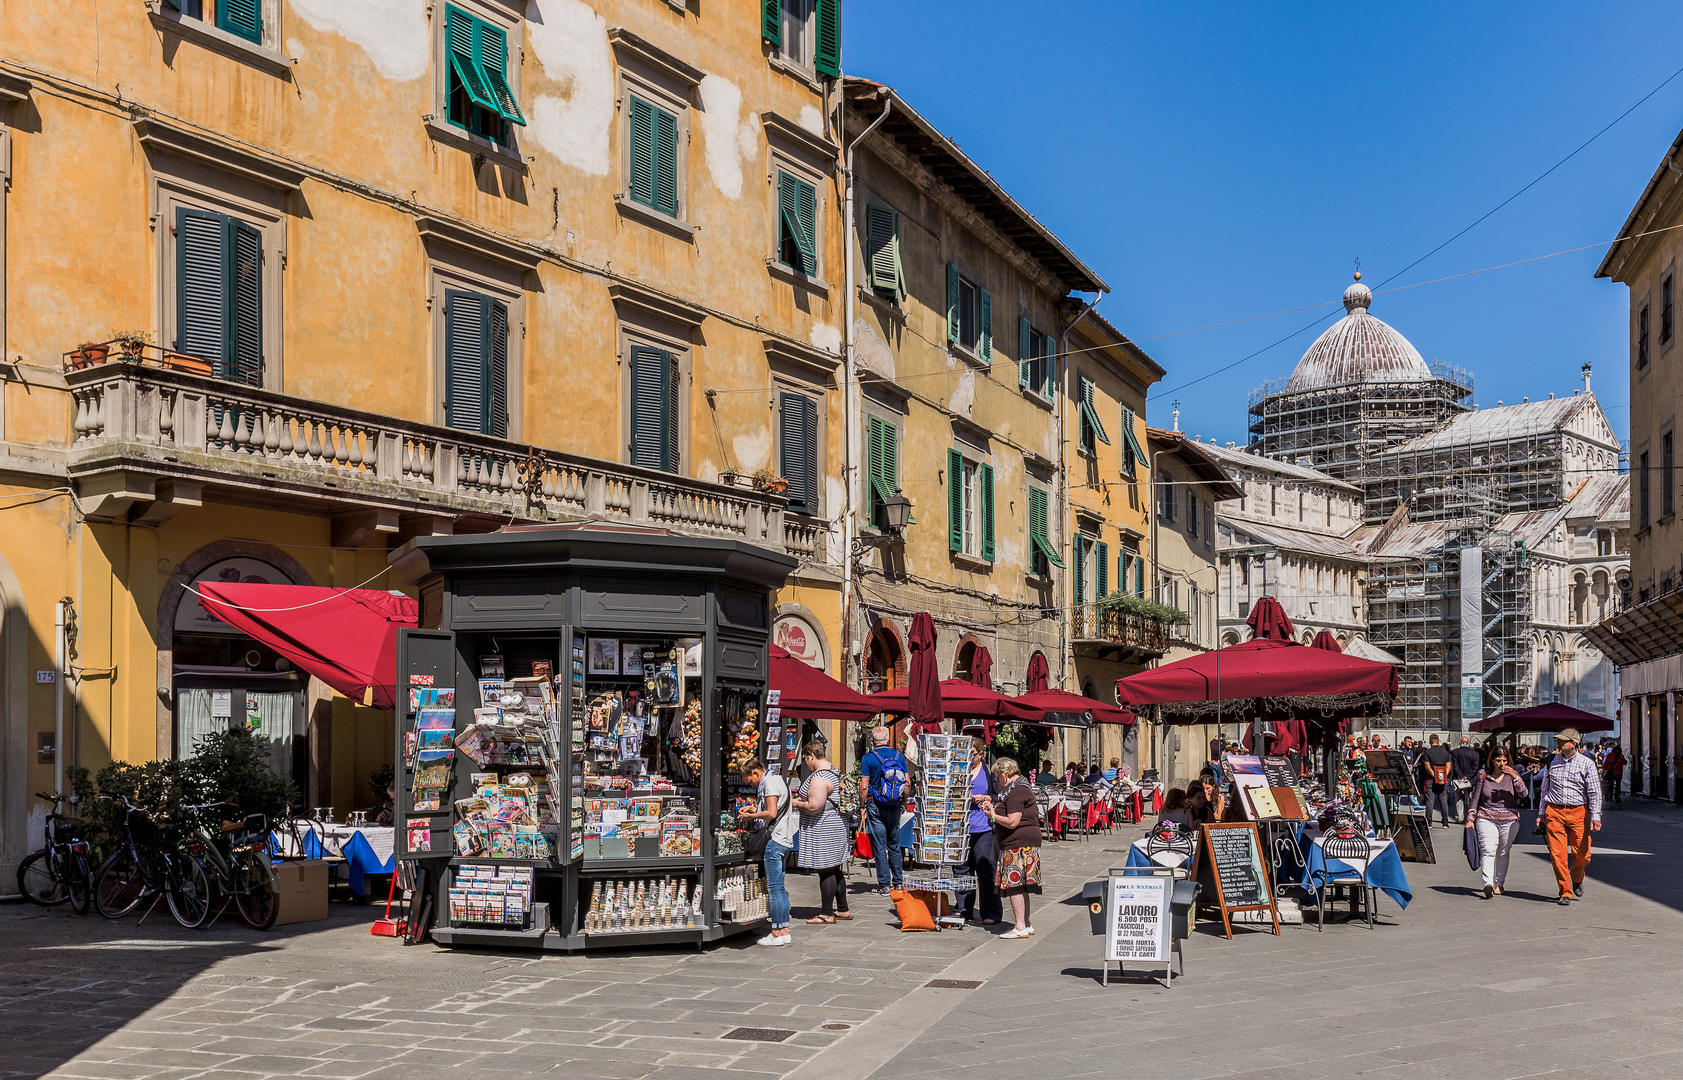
left=272, top=859, right=329, bottom=925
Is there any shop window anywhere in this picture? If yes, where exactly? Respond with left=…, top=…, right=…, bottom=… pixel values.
left=628, top=94, right=681, bottom=218
left=946, top=450, right=994, bottom=561
left=629, top=345, right=679, bottom=473
left=778, top=391, right=818, bottom=514
left=443, top=289, right=510, bottom=438
left=444, top=4, right=524, bottom=147
left=946, top=263, right=991, bottom=362
left=865, top=204, right=904, bottom=300
left=776, top=170, right=819, bottom=277
left=175, top=208, right=265, bottom=387
left=1028, top=486, right=1062, bottom=576
left=866, top=414, right=900, bottom=530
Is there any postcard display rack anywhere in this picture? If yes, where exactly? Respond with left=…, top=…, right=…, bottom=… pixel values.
left=392, top=526, right=796, bottom=952
left=903, top=733, right=976, bottom=928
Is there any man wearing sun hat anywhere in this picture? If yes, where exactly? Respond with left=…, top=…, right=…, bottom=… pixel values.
left=1536, top=727, right=1602, bottom=906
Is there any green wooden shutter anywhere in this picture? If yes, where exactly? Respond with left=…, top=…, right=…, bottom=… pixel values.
left=653, top=105, right=680, bottom=217
left=814, top=0, right=840, bottom=77
left=762, top=0, right=782, bottom=43
left=1096, top=541, right=1109, bottom=598
left=629, top=345, right=673, bottom=472
left=446, top=7, right=497, bottom=112
left=177, top=208, right=228, bottom=375
left=947, top=448, right=964, bottom=552
left=1018, top=317, right=1031, bottom=388
left=489, top=300, right=509, bottom=438
left=779, top=172, right=817, bottom=274
left=443, top=290, right=488, bottom=433
left=978, top=287, right=992, bottom=364
left=867, top=415, right=891, bottom=524
left=628, top=96, right=654, bottom=209
left=228, top=221, right=263, bottom=388
left=217, top=0, right=261, bottom=43
left=1135, top=554, right=1145, bottom=596
left=477, top=21, right=526, bottom=125
left=1079, top=375, right=1110, bottom=444
left=946, top=262, right=960, bottom=343
left=1027, top=486, right=1064, bottom=570
left=1120, top=405, right=1146, bottom=476
left=1072, top=533, right=1086, bottom=605
left=1041, top=336, right=1056, bottom=400
left=980, top=463, right=995, bottom=562
left=865, top=205, right=901, bottom=296
left=800, top=395, right=817, bottom=511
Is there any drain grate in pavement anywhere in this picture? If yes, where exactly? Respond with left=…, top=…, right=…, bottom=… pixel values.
left=822, top=1024, right=851, bottom=1031
left=925, top=979, right=983, bottom=989
left=722, top=1027, right=796, bottom=1043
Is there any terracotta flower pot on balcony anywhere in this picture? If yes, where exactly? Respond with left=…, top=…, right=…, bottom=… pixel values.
left=70, top=343, right=110, bottom=368
left=163, top=352, right=214, bottom=376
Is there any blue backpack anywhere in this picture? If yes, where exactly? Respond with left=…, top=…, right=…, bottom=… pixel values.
left=866, top=748, right=909, bottom=806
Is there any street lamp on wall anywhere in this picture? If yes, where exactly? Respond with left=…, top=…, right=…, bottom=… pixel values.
left=850, top=488, right=913, bottom=558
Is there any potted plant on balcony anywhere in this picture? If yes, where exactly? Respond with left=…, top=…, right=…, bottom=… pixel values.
left=1098, top=593, right=1187, bottom=625
left=110, top=330, right=151, bottom=362
left=69, top=342, right=110, bottom=368
left=751, top=469, right=788, bottom=496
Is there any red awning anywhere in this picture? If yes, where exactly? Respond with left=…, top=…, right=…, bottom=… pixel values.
left=868, top=678, right=1027, bottom=721
left=1010, top=688, right=1134, bottom=726
left=1115, top=637, right=1397, bottom=725
left=197, top=583, right=417, bottom=710
left=1469, top=703, right=1616, bottom=733
left=769, top=644, right=882, bottom=722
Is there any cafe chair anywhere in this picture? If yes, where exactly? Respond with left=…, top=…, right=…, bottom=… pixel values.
left=1313, top=833, right=1377, bottom=931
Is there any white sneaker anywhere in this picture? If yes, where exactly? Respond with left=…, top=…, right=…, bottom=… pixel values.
left=758, top=932, right=790, bottom=946
left=1001, top=926, right=1034, bottom=939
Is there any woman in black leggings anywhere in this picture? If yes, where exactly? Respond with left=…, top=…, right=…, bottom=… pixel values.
left=791, top=741, right=852, bottom=923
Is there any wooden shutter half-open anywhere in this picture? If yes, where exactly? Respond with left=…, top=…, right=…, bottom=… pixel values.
left=865, top=204, right=901, bottom=296
left=228, top=221, right=263, bottom=387
left=947, top=448, right=964, bottom=552
left=980, top=463, right=995, bottom=562
left=946, top=262, right=960, bottom=343
left=814, top=0, right=840, bottom=77
left=762, top=0, right=782, bottom=43
left=446, top=6, right=497, bottom=112
left=477, top=20, right=526, bottom=125
left=978, top=287, right=992, bottom=364
left=1018, top=317, right=1031, bottom=388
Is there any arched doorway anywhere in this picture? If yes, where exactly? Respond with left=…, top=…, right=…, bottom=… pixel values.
left=164, top=549, right=311, bottom=785
left=863, top=620, right=904, bottom=694
left=953, top=637, right=978, bottom=682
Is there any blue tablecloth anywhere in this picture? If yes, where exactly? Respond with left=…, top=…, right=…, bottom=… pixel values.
left=301, top=829, right=395, bottom=897
left=1296, top=830, right=1412, bottom=909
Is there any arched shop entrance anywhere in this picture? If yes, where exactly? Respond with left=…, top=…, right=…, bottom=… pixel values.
left=169, top=555, right=308, bottom=783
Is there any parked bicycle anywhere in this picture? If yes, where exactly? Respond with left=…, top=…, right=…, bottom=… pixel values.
left=16, top=793, right=93, bottom=914
left=181, top=801, right=278, bottom=930
left=92, top=795, right=212, bottom=928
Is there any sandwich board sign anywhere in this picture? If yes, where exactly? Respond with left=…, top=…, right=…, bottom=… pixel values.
left=1190, top=822, right=1280, bottom=939
left=1104, top=873, right=1173, bottom=986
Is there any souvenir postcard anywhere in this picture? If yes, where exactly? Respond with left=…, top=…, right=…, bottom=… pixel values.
left=409, top=674, right=435, bottom=687
left=416, top=707, right=455, bottom=729
left=588, top=638, right=620, bottom=675
left=480, top=655, right=505, bottom=679
left=412, top=792, right=441, bottom=812
left=621, top=643, right=646, bottom=675
left=417, top=728, right=454, bottom=750
left=406, top=824, right=432, bottom=853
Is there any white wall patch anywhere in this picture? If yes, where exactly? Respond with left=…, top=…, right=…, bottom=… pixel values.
left=798, top=105, right=824, bottom=135
left=810, top=322, right=842, bottom=355
left=291, top=0, right=429, bottom=81
left=527, top=0, right=615, bottom=175
left=698, top=76, right=760, bottom=200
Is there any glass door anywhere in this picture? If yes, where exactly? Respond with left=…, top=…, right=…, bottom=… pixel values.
left=174, top=678, right=305, bottom=782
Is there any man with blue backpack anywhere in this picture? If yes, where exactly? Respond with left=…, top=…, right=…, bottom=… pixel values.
left=859, top=725, right=910, bottom=894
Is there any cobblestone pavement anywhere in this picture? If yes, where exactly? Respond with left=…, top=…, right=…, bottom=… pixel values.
left=6, top=803, right=1682, bottom=1080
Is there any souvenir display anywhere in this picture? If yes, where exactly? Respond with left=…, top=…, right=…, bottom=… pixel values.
left=447, top=863, right=533, bottom=929
left=581, top=876, right=698, bottom=933
left=715, top=865, right=768, bottom=923
left=916, top=734, right=974, bottom=865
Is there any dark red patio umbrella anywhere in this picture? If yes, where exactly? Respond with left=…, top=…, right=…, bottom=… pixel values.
left=970, top=646, right=994, bottom=690
left=906, top=612, right=943, bottom=737
left=1025, top=652, right=1050, bottom=694
left=197, top=582, right=418, bottom=710
left=1247, top=596, right=1296, bottom=641
left=769, top=644, right=882, bottom=722
left=1469, top=702, right=1615, bottom=733
left=1010, top=688, right=1133, bottom=726
left=868, top=679, right=1025, bottom=721
left=1116, top=637, right=1397, bottom=726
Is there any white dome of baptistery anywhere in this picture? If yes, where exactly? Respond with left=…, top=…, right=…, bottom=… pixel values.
left=1283, top=273, right=1432, bottom=392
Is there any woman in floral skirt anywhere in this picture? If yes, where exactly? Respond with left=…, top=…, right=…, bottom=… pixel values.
left=981, top=757, right=1042, bottom=939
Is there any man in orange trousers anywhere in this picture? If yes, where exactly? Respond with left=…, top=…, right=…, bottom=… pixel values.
left=1537, top=728, right=1602, bottom=905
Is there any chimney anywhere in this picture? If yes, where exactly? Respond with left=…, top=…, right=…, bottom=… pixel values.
left=1582, top=361, right=1592, bottom=394
left=1522, top=397, right=1529, bottom=404
left=1548, top=392, right=1554, bottom=399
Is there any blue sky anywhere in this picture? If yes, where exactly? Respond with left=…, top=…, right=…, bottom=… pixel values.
left=842, top=3, right=1683, bottom=448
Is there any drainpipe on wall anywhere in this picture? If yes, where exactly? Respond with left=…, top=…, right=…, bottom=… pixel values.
left=54, top=598, right=68, bottom=797
left=1059, top=296, right=1099, bottom=694
left=841, top=90, right=893, bottom=691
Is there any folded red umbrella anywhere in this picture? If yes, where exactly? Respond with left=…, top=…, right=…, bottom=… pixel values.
left=197, top=583, right=418, bottom=710
left=907, top=613, right=943, bottom=737
left=1025, top=652, right=1050, bottom=694
left=1247, top=596, right=1296, bottom=641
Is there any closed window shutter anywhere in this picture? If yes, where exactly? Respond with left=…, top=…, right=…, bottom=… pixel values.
left=947, top=448, right=964, bottom=552
left=629, top=345, right=673, bottom=472
left=814, top=0, right=840, bottom=77
left=1041, top=337, right=1056, bottom=400
left=477, top=21, right=526, bottom=125
left=654, top=106, right=680, bottom=217
left=780, top=392, right=818, bottom=513
left=1072, top=533, right=1085, bottom=605
left=980, top=463, right=995, bottom=562
left=1096, top=541, right=1109, bottom=598
left=1135, top=555, right=1145, bottom=596
left=667, top=352, right=681, bottom=473
left=946, top=262, right=960, bottom=343
left=228, top=221, right=264, bottom=387
left=489, top=300, right=509, bottom=438
left=865, top=204, right=901, bottom=296
left=176, top=208, right=228, bottom=376
left=762, top=0, right=782, bottom=43
left=628, top=96, right=655, bottom=208
left=1018, top=317, right=1031, bottom=388
left=801, top=395, right=817, bottom=511
left=444, top=290, right=488, bottom=433
left=447, top=7, right=497, bottom=112
left=978, top=287, right=992, bottom=364
left=217, top=0, right=261, bottom=43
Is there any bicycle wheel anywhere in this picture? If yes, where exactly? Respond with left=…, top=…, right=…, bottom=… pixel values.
left=67, top=851, right=92, bottom=915
left=233, top=853, right=279, bottom=931
left=95, top=849, right=147, bottom=919
left=16, top=850, right=68, bottom=906
left=165, top=853, right=213, bottom=929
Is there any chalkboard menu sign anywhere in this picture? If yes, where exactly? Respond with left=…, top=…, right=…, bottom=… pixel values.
left=1262, top=756, right=1296, bottom=789
left=1191, top=822, right=1280, bottom=938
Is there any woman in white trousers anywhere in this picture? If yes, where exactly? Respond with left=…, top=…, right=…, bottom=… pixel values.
left=1465, top=746, right=1528, bottom=898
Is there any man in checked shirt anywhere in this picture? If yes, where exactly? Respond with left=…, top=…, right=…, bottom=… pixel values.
left=1537, top=727, right=1602, bottom=905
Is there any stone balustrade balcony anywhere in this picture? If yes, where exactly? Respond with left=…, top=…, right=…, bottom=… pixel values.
left=1070, top=602, right=1169, bottom=660
left=64, top=360, right=834, bottom=559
